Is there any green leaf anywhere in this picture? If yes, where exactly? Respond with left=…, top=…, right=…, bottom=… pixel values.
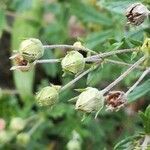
left=11, top=0, right=43, bottom=101
left=0, top=10, right=6, bottom=38
left=70, top=0, right=111, bottom=26
left=127, top=79, right=150, bottom=103
left=85, top=30, right=113, bottom=49
left=139, top=105, right=150, bottom=134
left=114, top=134, right=143, bottom=150
left=98, top=0, right=140, bottom=14
left=41, top=50, right=57, bottom=77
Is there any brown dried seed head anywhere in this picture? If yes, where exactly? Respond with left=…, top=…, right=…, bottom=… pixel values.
left=125, top=3, right=150, bottom=26
left=10, top=53, right=31, bottom=72
left=106, top=91, right=127, bottom=111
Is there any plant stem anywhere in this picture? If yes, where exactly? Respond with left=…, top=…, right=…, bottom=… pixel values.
left=28, top=118, right=44, bottom=136
left=102, top=56, right=146, bottom=94
left=85, top=48, right=136, bottom=62
left=43, top=45, right=97, bottom=54
left=105, top=59, right=143, bottom=70
left=60, top=65, right=100, bottom=92
left=35, top=58, right=61, bottom=64
left=125, top=67, right=150, bottom=95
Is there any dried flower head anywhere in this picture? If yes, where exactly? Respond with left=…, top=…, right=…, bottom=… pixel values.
left=9, top=117, right=26, bottom=132
left=61, top=51, right=85, bottom=74
left=125, top=3, right=150, bottom=26
left=106, top=91, right=127, bottom=111
left=19, top=38, right=44, bottom=62
left=75, top=87, right=104, bottom=113
left=36, top=85, right=60, bottom=107
left=9, top=53, right=31, bottom=71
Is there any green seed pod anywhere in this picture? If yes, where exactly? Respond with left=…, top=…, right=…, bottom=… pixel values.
left=36, top=86, right=59, bottom=107
left=67, top=131, right=82, bottom=150
left=75, top=87, right=104, bottom=113
left=141, top=38, right=150, bottom=56
left=17, top=133, right=30, bottom=146
left=0, top=131, right=11, bottom=144
left=9, top=117, right=25, bottom=132
left=19, top=38, right=44, bottom=62
left=61, top=51, right=85, bottom=74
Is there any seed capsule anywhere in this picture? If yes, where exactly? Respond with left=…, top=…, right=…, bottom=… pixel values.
left=73, top=41, right=84, bottom=49
left=125, top=3, right=150, bottom=26
left=9, top=117, right=26, bottom=132
left=19, top=38, right=44, bottom=62
left=36, top=86, right=59, bottom=107
left=61, top=51, right=85, bottom=74
left=75, top=87, right=104, bottom=113
left=0, top=131, right=11, bottom=144
left=106, top=91, right=126, bottom=111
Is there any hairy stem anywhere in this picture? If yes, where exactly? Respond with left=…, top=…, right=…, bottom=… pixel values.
left=105, top=59, right=143, bottom=70
left=125, top=67, right=150, bottom=95
left=102, top=56, right=146, bottom=94
left=43, top=45, right=97, bottom=54
left=60, top=65, right=100, bottom=92
left=35, top=58, right=61, bottom=64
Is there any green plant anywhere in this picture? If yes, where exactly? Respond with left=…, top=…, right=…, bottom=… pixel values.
left=0, top=0, right=150, bottom=149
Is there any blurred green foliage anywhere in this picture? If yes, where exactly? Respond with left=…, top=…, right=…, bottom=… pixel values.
left=0, top=0, right=150, bottom=149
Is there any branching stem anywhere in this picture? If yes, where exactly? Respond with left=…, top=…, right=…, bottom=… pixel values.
left=102, top=56, right=146, bottom=94
left=125, top=67, right=150, bottom=96
left=43, top=45, right=97, bottom=54
left=60, top=64, right=100, bottom=92
left=85, top=48, right=136, bottom=62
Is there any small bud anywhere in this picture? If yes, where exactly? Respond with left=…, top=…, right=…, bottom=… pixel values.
left=9, top=117, right=26, bottom=132
left=75, top=87, right=104, bottom=113
left=61, top=51, right=85, bottom=74
left=16, top=133, right=30, bottom=146
left=73, top=41, right=84, bottom=49
left=36, top=85, right=59, bottom=107
left=106, top=91, right=127, bottom=111
left=125, top=3, right=150, bottom=26
left=19, top=38, right=44, bottom=62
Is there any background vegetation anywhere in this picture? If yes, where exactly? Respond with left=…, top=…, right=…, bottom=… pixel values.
left=0, top=0, right=149, bottom=149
